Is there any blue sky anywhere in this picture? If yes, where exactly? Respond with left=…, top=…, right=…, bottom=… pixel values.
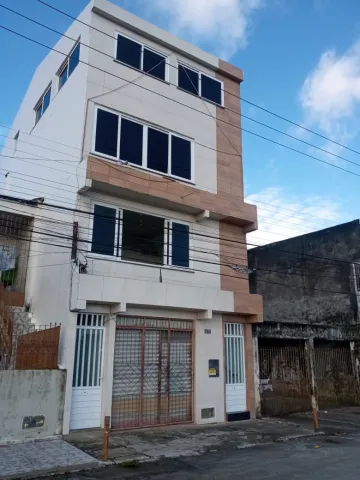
left=1, top=0, right=360, bottom=245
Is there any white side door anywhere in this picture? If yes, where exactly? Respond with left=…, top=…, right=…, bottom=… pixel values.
left=70, top=314, right=104, bottom=430
left=224, top=323, right=246, bottom=413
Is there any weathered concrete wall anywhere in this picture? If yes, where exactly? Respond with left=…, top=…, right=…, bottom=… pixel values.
left=0, top=370, right=66, bottom=443
left=248, top=220, right=360, bottom=337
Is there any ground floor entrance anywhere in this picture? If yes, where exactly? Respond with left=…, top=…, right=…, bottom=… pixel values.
left=224, top=323, right=247, bottom=420
left=111, top=317, right=193, bottom=430
left=70, top=314, right=104, bottom=430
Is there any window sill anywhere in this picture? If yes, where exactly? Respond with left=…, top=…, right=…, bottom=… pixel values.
left=86, top=253, right=195, bottom=273
left=90, top=152, right=195, bottom=186
left=177, top=86, right=224, bottom=109
left=113, top=59, right=170, bottom=85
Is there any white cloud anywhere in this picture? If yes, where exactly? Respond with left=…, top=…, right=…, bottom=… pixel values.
left=299, top=41, right=360, bottom=152
left=149, top=0, right=264, bottom=59
left=245, top=187, right=345, bottom=246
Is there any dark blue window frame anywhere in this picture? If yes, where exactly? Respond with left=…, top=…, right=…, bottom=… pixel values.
left=116, top=34, right=167, bottom=81
left=58, top=42, right=80, bottom=90
left=178, top=64, right=223, bottom=106
left=34, top=85, right=52, bottom=125
left=171, top=223, right=190, bottom=268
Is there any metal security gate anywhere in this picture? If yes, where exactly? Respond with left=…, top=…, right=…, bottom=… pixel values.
left=112, top=317, right=193, bottom=430
left=70, top=314, right=104, bottom=430
left=224, top=323, right=247, bottom=414
left=315, top=341, right=359, bottom=409
left=258, top=339, right=311, bottom=416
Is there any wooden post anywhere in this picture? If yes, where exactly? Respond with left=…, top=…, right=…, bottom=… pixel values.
left=305, top=338, right=318, bottom=432
left=253, top=335, right=261, bottom=418
left=350, top=341, right=360, bottom=402
left=103, top=416, right=110, bottom=461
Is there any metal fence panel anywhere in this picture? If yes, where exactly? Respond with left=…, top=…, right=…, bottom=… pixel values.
left=315, top=342, right=359, bottom=409
left=259, top=342, right=311, bottom=416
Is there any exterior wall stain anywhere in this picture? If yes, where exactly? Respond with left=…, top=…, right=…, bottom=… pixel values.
left=249, top=219, right=360, bottom=340
left=249, top=220, right=360, bottom=414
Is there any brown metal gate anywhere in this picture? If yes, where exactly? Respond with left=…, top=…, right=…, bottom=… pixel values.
left=112, top=317, right=193, bottom=430
left=315, top=341, right=359, bottom=409
left=259, top=340, right=311, bottom=416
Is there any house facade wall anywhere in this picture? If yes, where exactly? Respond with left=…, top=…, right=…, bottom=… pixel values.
left=1, top=0, right=262, bottom=433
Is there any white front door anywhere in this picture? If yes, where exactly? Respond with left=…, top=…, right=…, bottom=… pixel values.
left=70, top=314, right=104, bottom=430
left=224, top=323, right=246, bottom=413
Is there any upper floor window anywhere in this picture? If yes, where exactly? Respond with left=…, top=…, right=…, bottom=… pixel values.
left=178, top=64, right=223, bottom=106
left=90, top=204, right=190, bottom=268
left=354, top=263, right=360, bottom=291
left=115, top=33, right=168, bottom=82
left=93, top=106, right=193, bottom=182
left=58, top=42, right=80, bottom=90
left=34, top=85, right=51, bottom=125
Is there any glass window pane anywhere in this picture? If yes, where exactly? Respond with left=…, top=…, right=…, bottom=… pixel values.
left=171, top=136, right=191, bottom=180
left=201, top=74, right=222, bottom=105
left=143, top=48, right=166, bottom=80
left=172, top=223, right=189, bottom=268
left=94, top=108, right=119, bottom=158
left=116, top=35, right=141, bottom=69
left=122, top=210, right=164, bottom=265
left=120, top=118, right=143, bottom=165
left=42, top=88, right=51, bottom=113
left=92, top=205, right=117, bottom=255
left=59, top=66, right=68, bottom=90
left=147, top=128, right=168, bottom=174
left=69, top=43, right=80, bottom=77
left=178, top=65, right=199, bottom=95
left=35, top=105, right=42, bottom=124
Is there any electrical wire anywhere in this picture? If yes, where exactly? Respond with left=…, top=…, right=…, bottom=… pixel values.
left=2, top=193, right=359, bottom=272
left=1, top=23, right=360, bottom=179
left=0, top=8, right=356, bottom=258
left=0, top=5, right=356, bottom=233
left=0, top=155, right=339, bottom=239
left=6, top=217, right=360, bottom=297
left=34, top=0, right=360, bottom=158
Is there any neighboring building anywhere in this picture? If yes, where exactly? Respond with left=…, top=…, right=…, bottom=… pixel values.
left=1, top=0, right=262, bottom=433
left=248, top=220, right=360, bottom=416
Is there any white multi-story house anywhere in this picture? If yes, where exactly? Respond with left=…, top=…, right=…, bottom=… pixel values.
left=1, top=0, right=262, bottom=433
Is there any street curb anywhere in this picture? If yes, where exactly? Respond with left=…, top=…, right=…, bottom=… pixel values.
left=100, top=431, right=327, bottom=466
left=1, top=461, right=104, bottom=480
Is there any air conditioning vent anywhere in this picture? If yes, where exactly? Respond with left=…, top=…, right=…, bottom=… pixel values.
left=201, top=407, right=215, bottom=419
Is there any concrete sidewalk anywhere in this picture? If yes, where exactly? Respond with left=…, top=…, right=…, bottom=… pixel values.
left=65, top=417, right=320, bottom=464
left=0, top=439, right=100, bottom=480
left=287, top=406, right=360, bottom=435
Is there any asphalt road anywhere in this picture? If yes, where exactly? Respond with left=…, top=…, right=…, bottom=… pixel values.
left=45, top=433, right=360, bottom=480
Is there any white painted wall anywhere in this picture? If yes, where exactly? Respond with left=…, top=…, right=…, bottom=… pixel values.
left=0, top=3, right=92, bottom=205
left=0, top=369, right=66, bottom=443
left=195, top=314, right=225, bottom=424
left=84, top=7, right=218, bottom=194
left=0, top=0, right=238, bottom=432
left=71, top=192, right=234, bottom=313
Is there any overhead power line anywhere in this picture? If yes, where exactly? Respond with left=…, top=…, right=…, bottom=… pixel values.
left=34, top=0, right=360, bottom=157
left=1, top=193, right=358, bottom=271
left=2, top=3, right=360, bottom=170
left=1, top=197, right=354, bottom=285
left=0, top=3, right=359, bottom=238
left=1, top=20, right=360, bottom=179
left=2, top=205, right=358, bottom=298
